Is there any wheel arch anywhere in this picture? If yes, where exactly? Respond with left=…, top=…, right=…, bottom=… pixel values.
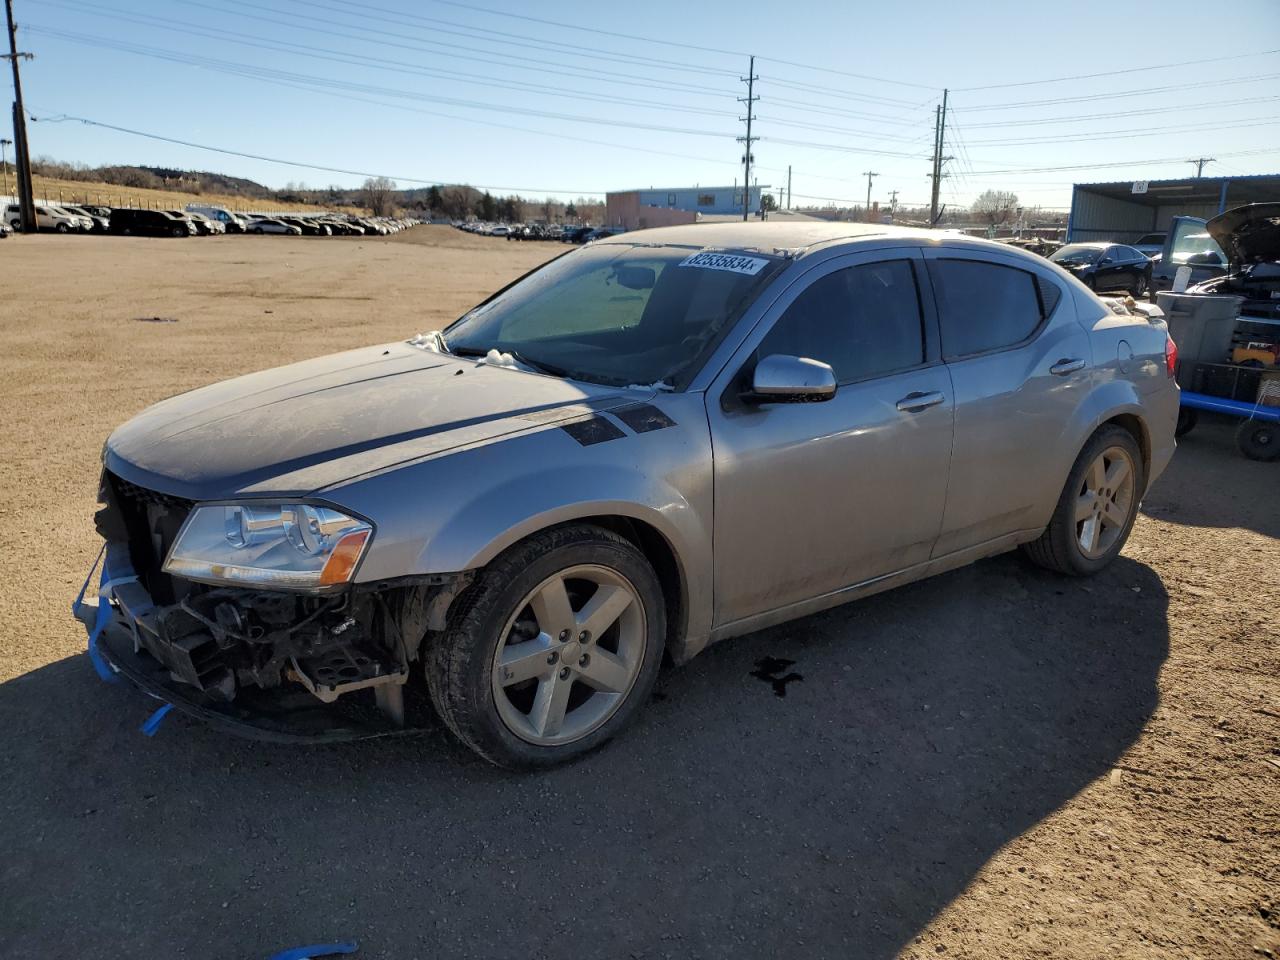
left=447, top=507, right=693, bottom=665
left=1100, top=411, right=1151, bottom=479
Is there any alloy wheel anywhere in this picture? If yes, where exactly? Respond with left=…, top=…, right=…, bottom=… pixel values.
left=1075, top=445, right=1136, bottom=559
left=491, top=563, right=646, bottom=746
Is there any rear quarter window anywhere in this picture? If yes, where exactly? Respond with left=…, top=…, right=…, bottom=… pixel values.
left=930, top=259, right=1048, bottom=359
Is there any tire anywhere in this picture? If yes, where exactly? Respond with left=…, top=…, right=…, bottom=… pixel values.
left=56, top=223, right=69, bottom=233
left=1132, top=274, right=1148, bottom=297
left=1175, top=408, right=1198, bottom=438
left=427, top=524, right=666, bottom=768
left=1235, top=420, right=1280, bottom=462
left=1083, top=275, right=1096, bottom=291
left=171, top=226, right=185, bottom=237
left=1021, top=424, right=1145, bottom=576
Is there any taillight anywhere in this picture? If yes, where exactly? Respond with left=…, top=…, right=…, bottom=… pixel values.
left=1165, top=334, right=1178, bottom=379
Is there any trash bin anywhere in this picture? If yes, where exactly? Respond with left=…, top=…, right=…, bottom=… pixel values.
left=1155, top=292, right=1242, bottom=366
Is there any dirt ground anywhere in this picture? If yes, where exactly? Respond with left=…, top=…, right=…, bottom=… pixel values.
left=0, top=228, right=1276, bottom=960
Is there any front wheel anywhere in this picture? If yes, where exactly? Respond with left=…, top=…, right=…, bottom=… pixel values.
left=56, top=223, right=69, bottom=233
left=1021, top=425, right=1145, bottom=576
left=1236, top=420, right=1280, bottom=461
left=1132, top=274, right=1148, bottom=297
left=427, top=524, right=665, bottom=768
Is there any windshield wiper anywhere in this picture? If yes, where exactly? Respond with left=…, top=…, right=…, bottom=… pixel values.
left=506, top=350, right=570, bottom=379
left=446, top=344, right=570, bottom=379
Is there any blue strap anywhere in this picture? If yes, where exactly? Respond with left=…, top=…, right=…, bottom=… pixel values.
left=73, top=545, right=121, bottom=684
left=267, top=943, right=358, bottom=960
left=140, top=702, right=174, bottom=736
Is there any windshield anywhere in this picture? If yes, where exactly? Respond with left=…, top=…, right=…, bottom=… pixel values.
left=1051, top=244, right=1102, bottom=265
left=442, top=243, right=785, bottom=389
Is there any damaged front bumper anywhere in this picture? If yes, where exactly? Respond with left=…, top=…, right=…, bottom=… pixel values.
left=73, top=541, right=467, bottom=742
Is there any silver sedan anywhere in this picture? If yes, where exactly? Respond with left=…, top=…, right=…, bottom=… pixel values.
left=85, top=222, right=1179, bottom=767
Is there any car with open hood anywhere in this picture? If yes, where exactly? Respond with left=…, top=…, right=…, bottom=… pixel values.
left=78, top=222, right=1179, bottom=767
left=1183, top=203, right=1280, bottom=325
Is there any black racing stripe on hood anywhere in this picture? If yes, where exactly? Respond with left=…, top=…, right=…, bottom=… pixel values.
left=560, top=416, right=626, bottom=446
left=611, top=402, right=677, bottom=434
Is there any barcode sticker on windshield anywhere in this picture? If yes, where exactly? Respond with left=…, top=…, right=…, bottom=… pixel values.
left=679, top=251, right=769, bottom=275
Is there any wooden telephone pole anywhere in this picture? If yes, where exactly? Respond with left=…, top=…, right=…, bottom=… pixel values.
left=737, top=55, right=759, bottom=221
left=3, top=0, right=35, bottom=232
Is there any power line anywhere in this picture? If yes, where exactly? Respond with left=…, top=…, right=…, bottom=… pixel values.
left=962, top=147, right=1280, bottom=176
left=756, top=57, right=938, bottom=92
left=378, top=0, right=749, bottom=60
left=963, top=116, right=1280, bottom=148
left=170, top=0, right=739, bottom=97
left=27, top=27, right=741, bottom=139
left=46, top=0, right=741, bottom=104
left=957, top=95, right=1280, bottom=128
left=30, top=113, right=615, bottom=196
left=957, top=72, right=1280, bottom=111
left=953, top=46, right=1279, bottom=91
left=267, top=0, right=739, bottom=78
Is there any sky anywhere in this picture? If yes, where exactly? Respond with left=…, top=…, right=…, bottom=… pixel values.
left=7, top=0, right=1280, bottom=212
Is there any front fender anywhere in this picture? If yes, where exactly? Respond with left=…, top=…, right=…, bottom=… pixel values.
left=426, top=464, right=699, bottom=574
left=328, top=404, right=715, bottom=653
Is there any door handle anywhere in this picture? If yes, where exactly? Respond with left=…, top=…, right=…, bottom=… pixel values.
left=1050, top=358, right=1087, bottom=376
left=896, top=390, right=945, bottom=412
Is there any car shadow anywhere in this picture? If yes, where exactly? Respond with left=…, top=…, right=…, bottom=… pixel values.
left=1141, top=412, right=1279, bottom=538
left=0, top=553, right=1168, bottom=959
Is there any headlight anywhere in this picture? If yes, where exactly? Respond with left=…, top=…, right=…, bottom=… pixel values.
left=163, top=503, right=372, bottom=590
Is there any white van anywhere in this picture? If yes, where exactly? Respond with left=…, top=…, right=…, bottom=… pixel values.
left=185, top=203, right=247, bottom=232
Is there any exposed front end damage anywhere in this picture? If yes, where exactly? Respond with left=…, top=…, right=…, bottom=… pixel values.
left=77, top=472, right=471, bottom=741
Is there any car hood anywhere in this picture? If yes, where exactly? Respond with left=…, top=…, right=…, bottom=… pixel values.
left=1205, top=202, right=1280, bottom=264
left=106, top=341, right=640, bottom=500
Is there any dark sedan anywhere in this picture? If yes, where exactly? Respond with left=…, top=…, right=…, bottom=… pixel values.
left=1049, top=242, right=1151, bottom=296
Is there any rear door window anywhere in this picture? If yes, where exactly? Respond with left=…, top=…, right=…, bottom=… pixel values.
left=930, top=259, right=1046, bottom=359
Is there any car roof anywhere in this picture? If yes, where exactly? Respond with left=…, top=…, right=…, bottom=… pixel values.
left=592, top=221, right=930, bottom=253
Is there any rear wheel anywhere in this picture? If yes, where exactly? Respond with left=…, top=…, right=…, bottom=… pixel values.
left=1021, top=425, right=1144, bottom=576
left=427, top=524, right=665, bottom=768
left=1236, top=421, right=1280, bottom=461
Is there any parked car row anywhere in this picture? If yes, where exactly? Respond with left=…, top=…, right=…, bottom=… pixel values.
left=5, top=202, right=104, bottom=233
left=453, top=221, right=626, bottom=245
left=4, top=201, right=419, bottom=239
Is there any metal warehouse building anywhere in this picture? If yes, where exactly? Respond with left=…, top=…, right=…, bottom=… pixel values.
left=1066, top=173, right=1280, bottom=243
left=606, top=184, right=766, bottom=231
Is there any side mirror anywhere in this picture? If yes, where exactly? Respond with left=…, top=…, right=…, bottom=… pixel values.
left=748, top=354, right=837, bottom=403
left=1100, top=256, right=1114, bottom=264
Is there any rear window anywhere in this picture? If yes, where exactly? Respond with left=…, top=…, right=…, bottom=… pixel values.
left=930, top=259, right=1047, bottom=359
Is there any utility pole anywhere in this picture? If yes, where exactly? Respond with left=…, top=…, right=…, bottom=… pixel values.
left=928, top=88, right=950, bottom=227
left=1186, top=157, right=1214, bottom=178
left=786, top=164, right=791, bottom=210
left=888, top=189, right=898, bottom=218
left=737, top=54, right=759, bottom=222
left=3, top=0, right=34, bottom=232
left=1, top=136, right=10, bottom=197
left=862, top=170, right=878, bottom=220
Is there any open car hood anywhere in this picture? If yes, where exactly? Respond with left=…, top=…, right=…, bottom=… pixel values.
left=1205, top=203, right=1280, bottom=264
